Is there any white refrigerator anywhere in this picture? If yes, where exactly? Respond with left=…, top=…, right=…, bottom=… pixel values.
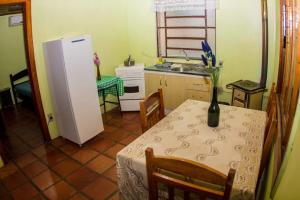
left=43, top=35, right=103, bottom=145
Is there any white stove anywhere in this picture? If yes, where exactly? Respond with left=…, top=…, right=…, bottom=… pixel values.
left=115, top=64, right=145, bottom=111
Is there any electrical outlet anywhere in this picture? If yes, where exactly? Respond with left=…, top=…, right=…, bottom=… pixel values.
left=47, top=113, right=54, bottom=123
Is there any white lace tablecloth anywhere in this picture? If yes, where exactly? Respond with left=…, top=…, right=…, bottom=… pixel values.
left=116, top=100, right=266, bottom=200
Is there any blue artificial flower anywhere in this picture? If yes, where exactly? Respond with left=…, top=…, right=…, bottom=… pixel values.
left=201, top=55, right=208, bottom=66
left=201, top=41, right=212, bottom=54
left=200, top=40, right=222, bottom=87
left=205, top=40, right=212, bottom=53
left=201, top=41, right=206, bottom=52
left=201, top=41, right=208, bottom=53
left=212, top=54, right=216, bottom=67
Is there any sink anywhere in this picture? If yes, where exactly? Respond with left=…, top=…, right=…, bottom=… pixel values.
left=154, top=62, right=172, bottom=69
left=170, top=67, right=181, bottom=71
left=171, top=63, right=206, bottom=72
left=152, top=62, right=209, bottom=75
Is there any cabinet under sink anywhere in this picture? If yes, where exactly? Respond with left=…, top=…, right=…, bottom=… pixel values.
left=145, top=71, right=211, bottom=110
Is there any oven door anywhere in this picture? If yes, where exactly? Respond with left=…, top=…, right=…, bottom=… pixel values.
left=120, top=79, right=145, bottom=100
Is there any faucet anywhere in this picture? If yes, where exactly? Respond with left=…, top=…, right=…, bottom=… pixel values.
left=182, top=50, right=190, bottom=61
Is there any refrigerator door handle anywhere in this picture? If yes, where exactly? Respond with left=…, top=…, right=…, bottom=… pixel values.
left=71, top=39, right=85, bottom=43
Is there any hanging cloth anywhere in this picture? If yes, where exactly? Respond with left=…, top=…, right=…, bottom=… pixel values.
left=153, top=0, right=219, bottom=12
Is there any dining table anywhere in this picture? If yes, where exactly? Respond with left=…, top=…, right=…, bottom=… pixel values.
left=116, top=99, right=266, bottom=200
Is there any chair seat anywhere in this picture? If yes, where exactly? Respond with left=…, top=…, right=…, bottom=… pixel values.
left=15, top=81, right=32, bottom=98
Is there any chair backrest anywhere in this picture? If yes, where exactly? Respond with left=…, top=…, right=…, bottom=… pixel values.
left=266, top=83, right=276, bottom=116
left=258, top=101, right=278, bottom=187
left=264, top=102, right=276, bottom=144
left=140, top=89, right=165, bottom=133
left=10, top=69, right=29, bottom=104
left=145, top=147, right=236, bottom=200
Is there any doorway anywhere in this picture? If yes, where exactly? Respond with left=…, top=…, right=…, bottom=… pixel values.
left=0, top=0, right=50, bottom=163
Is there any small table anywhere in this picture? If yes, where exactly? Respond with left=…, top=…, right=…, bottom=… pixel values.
left=227, top=80, right=266, bottom=110
left=117, top=100, right=266, bottom=200
left=96, top=75, right=124, bottom=114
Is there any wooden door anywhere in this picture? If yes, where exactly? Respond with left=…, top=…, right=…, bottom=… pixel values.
left=271, top=0, right=300, bottom=195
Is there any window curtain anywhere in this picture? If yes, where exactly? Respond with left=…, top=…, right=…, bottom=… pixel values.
left=153, top=0, right=219, bottom=12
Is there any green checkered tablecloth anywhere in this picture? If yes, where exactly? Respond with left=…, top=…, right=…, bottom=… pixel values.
left=96, top=75, right=124, bottom=97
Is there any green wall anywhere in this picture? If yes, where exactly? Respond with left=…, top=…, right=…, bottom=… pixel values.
left=262, top=97, right=300, bottom=200
left=1, top=4, right=299, bottom=199
left=0, top=15, right=27, bottom=96
left=30, top=0, right=279, bottom=139
left=126, top=0, right=278, bottom=103
left=127, top=0, right=157, bottom=66
left=29, top=2, right=300, bottom=198
left=273, top=101, right=300, bottom=199
left=261, top=0, right=300, bottom=199
left=216, top=0, right=261, bottom=91
left=31, top=0, right=130, bottom=138
left=267, top=0, right=280, bottom=85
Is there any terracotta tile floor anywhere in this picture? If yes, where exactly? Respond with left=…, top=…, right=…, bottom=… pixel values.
left=0, top=105, right=142, bottom=199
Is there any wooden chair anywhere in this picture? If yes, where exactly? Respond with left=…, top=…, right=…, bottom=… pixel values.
left=145, top=147, right=236, bottom=200
left=10, top=69, right=32, bottom=104
left=266, top=83, right=276, bottom=116
left=263, top=100, right=276, bottom=144
left=256, top=101, right=278, bottom=193
left=262, top=83, right=277, bottom=146
left=140, top=89, right=165, bottom=133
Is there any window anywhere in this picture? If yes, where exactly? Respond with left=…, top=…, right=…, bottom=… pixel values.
left=156, top=10, right=216, bottom=60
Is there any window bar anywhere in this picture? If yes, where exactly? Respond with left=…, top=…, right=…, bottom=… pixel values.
left=157, top=26, right=216, bottom=29
left=205, top=9, right=208, bottom=42
left=167, top=37, right=206, bottom=40
left=164, top=12, right=168, bottom=57
left=160, top=9, right=214, bottom=59
left=166, top=47, right=202, bottom=51
left=165, top=15, right=206, bottom=19
left=163, top=56, right=203, bottom=60
left=156, top=12, right=160, bottom=57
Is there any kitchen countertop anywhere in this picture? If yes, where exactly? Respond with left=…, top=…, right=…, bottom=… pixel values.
left=144, top=64, right=210, bottom=76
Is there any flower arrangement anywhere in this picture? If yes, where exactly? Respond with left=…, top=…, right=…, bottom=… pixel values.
left=93, top=52, right=101, bottom=80
left=201, top=41, right=223, bottom=87
left=201, top=41, right=223, bottom=127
